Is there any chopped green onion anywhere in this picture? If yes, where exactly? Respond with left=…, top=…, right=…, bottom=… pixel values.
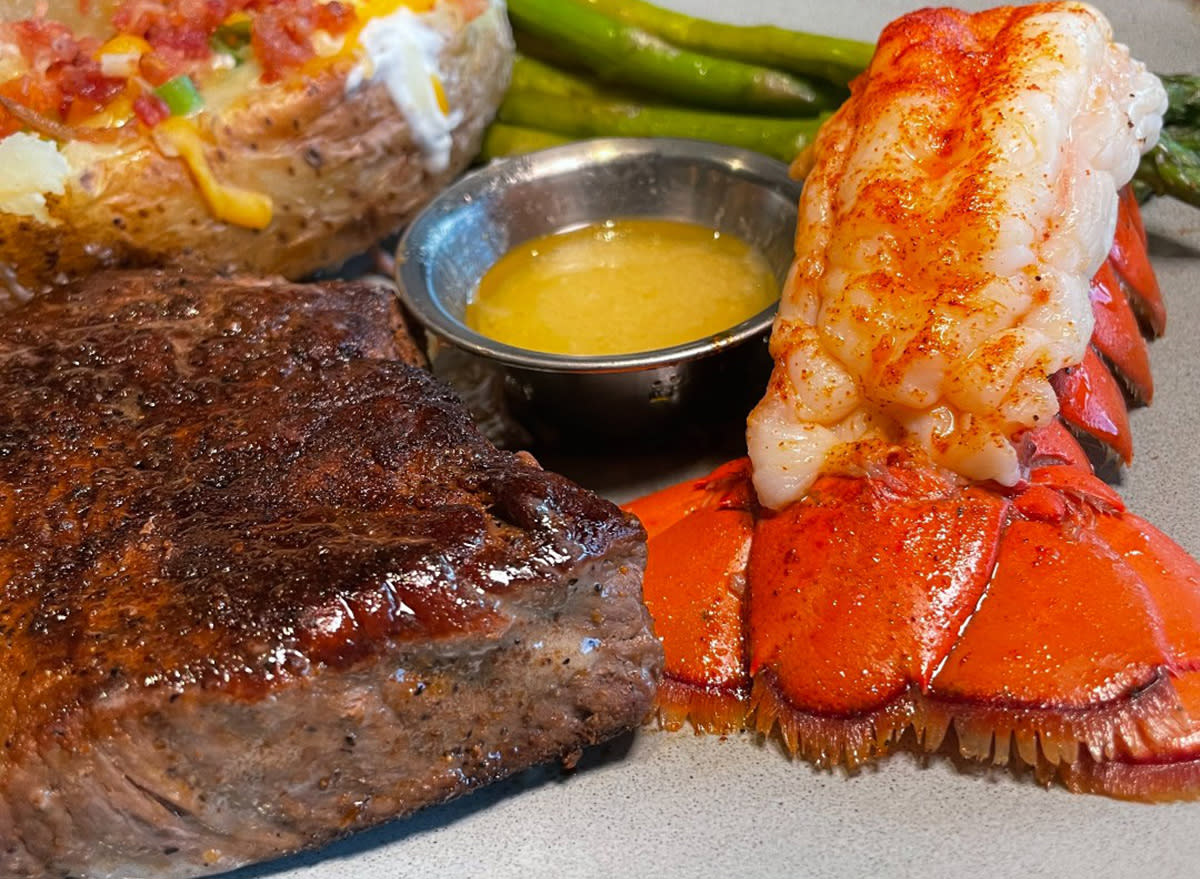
left=154, top=76, right=204, bottom=117
left=213, top=18, right=252, bottom=48
left=211, top=19, right=253, bottom=63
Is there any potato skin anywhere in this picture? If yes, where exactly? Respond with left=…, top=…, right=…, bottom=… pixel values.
left=0, top=5, right=513, bottom=302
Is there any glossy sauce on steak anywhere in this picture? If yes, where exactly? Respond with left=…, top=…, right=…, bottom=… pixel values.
left=0, top=271, right=662, bottom=878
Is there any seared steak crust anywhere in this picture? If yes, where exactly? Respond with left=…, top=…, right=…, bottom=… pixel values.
left=0, top=271, right=661, bottom=878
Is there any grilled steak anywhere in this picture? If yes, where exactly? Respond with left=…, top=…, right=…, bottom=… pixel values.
left=0, top=271, right=662, bottom=879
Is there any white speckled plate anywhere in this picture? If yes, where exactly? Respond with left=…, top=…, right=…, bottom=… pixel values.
left=229, top=3, right=1200, bottom=877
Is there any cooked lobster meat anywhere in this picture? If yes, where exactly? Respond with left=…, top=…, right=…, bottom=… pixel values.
left=0, top=270, right=662, bottom=878
left=747, top=2, right=1166, bottom=504
left=626, top=2, right=1200, bottom=800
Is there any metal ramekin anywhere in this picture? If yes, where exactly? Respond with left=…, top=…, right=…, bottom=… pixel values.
left=395, top=137, right=802, bottom=443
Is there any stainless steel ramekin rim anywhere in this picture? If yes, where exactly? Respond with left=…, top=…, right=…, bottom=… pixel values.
left=395, top=136, right=801, bottom=374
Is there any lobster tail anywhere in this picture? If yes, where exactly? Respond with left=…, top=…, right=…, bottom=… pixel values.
left=623, top=2, right=1197, bottom=803
left=624, top=189, right=1200, bottom=798
left=627, top=429, right=1200, bottom=799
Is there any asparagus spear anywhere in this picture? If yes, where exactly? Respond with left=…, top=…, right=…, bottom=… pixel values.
left=510, top=55, right=608, bottom=100
left=1164, top=124, right=1200, bottom=153
left=1136, top=129, right=1200, bottom=209
left=480, top=123, right=570, bottom=160
left=505, top=0, right=835, bottom=115
left=579, top=0, right=872, bottom=87
left=1162, top=74, right=1200, bottom=127
left=498, top=90, right=827, bottom=164
left=503, top=4, right=1200, bottom=210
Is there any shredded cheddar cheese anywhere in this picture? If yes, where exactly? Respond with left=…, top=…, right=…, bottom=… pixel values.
left=355, top=0, right=438, bottom=20
left=95, top=34, right=152, bottom=79
left=154, top=118, right=273, bottom=229
left=431, top=75, right=448, bottom=113
left=79, top=89, right=135, bottom=129
left=95, top=34, right=152, bottom=57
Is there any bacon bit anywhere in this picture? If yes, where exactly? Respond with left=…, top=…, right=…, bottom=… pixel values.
left=251, top=7, right=314, bottom=82
left=113, top=0, right=250, bottom=45
left=10, top=18, right=95, bottom=72
left=2, top=0, right=362, bottom=130
left=314, top=1, right=356, bottom=35
left=252, top=0, right=357, bottom=83
left=5, top=15, right=119, bottom=130
left=58, top=64, right=126, bottom=116
left=138, top=50, right=174, bottom=86
left=132, top=92, right=171, bottom=127
left=114, top=0, right=356, bottom=82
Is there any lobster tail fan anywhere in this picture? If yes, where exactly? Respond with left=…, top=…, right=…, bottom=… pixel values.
left=626, top=437, right=1200, bottom=800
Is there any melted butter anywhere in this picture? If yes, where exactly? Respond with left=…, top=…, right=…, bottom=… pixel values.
left=466, top=218, right=780, bottom=356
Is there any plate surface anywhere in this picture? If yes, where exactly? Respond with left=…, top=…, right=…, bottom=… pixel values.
left=230, top=2, right=1200, bottom=877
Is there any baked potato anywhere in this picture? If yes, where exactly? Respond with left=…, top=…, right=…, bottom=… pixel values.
left=0, top=0, right=513, bottom=302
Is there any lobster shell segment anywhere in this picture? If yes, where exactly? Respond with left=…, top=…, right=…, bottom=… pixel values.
left=1050, top=346, right=1134, bottom=464
left=1089, top=260, right=1154, bottom=404
left=746, top=459, right=1008, bottom=714
left=635, top=460, right=755, bottom=734
left=625, top=432, right=1200, bottom=800
left=1049, top=191, right=1162, bottom=464
left=1109, top=186, right=1167, bottom=337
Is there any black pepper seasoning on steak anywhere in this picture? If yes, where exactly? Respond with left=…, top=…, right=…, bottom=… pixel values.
left=0, top=270, right=662, bottom=879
